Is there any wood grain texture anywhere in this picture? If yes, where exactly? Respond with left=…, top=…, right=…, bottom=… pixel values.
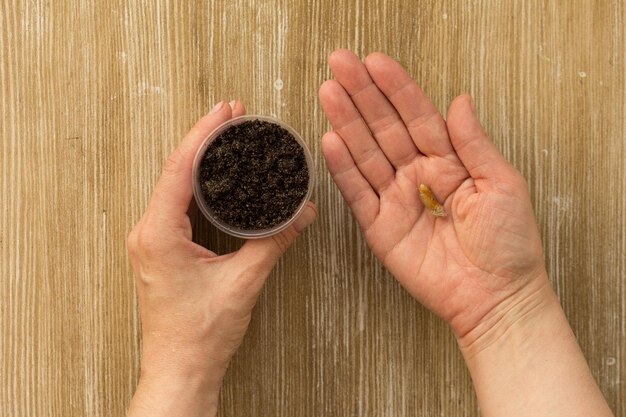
left=1, top=0, right=624, bottom=416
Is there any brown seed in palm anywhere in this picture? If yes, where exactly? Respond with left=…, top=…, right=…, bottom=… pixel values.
left=419, top=184, right=447, bottom=217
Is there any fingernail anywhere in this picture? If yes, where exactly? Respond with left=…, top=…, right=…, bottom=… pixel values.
left=293, top=204, right=317, bottom=233
left=468, top=96, right=475, bottom=113
left=209, top=101, right=224, bottom=114
left=229, top=100, right=237, bottom=110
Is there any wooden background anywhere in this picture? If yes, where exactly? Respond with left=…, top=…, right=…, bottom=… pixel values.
left=1, top=0, right=624, bottom=416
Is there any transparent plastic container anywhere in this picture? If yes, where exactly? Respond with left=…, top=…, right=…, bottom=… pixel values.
left=192, top=115, right=315, bottom=239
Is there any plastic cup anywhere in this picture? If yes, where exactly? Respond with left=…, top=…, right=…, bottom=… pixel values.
left=192, top=115, right=315, bottom=239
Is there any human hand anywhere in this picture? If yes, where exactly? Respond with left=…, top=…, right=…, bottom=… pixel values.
left=126, top=101, right=316, bottom=417
left=319, top=50, right=548, bottom=341
left=319, top=50, right=615, bottom=417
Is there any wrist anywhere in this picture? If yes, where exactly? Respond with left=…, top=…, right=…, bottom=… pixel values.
left=128, top=371, right=221, bottom=417
left=455, top=269, right=555, bottom=355
left=455, top=273, right=614, bottom=416
left=127, top=342, right=229, bottom=417
left=139, top=330, right=232, bottom=386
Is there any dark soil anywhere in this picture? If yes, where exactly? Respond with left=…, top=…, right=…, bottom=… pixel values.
left=198, top=119, right=309, bottom=230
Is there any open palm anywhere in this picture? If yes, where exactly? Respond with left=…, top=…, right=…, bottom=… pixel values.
left=320, top=50, right=546, bottom=336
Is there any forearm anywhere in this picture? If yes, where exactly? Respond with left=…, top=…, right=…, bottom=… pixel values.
left=457, top=275, right=613, bottom=417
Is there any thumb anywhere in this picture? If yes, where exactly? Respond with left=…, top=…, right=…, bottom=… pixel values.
left=235, top=202, right=317, bottom=274
left=148, top=102, right=233, bottom=217
left=447, top=95, right=512, bottom=180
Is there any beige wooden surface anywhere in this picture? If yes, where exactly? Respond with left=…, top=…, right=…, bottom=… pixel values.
left=1, top=0, right=625, bottom=416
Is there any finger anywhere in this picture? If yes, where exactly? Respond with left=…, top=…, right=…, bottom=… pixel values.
left=185, top=98, right=248, bottom=222
left=319, top=80, right=395, bottom=193
left=322, top=132, right=379, bottom=229
left=148, top=102, right=233, bottom=217
left=364, top=52, right=453, bottom=157
left=328, top=49, right=419, bottom=167
left=229, top=99, right=246, bottom=117
left=446, top=95, right=513, bottom=180
left=234, top=202, right=317, bottom=277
